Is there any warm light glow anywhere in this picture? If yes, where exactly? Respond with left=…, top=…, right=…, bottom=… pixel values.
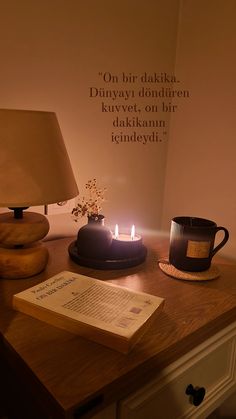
left=131, top=225, right=135, bottom=240
left=115, top=224, right=119, bottom=239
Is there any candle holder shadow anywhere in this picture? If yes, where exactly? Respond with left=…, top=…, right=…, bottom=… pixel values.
left=68, top=239, right=147, bottom=270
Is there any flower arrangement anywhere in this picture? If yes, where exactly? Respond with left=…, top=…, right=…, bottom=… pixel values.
left=72, top=178, right=107, bottom=221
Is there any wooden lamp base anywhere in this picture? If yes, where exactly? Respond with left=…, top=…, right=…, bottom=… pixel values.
left=0, top=210, right=50, bottom=279
left=0, top=245, right=49, bottom=279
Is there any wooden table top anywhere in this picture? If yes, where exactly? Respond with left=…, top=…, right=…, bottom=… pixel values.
left=0, top=235, right=236, bottom=419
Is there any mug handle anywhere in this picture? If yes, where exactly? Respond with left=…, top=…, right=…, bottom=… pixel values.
left=211, top=227, right=229, bottom=257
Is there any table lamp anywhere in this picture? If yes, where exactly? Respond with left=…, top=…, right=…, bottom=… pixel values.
left=0, top=109, right=79, bottom=279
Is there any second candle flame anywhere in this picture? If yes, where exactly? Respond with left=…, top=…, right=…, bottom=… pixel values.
left=115, top=224, right=119, bottom=239
left=131, top=225, right=135, bottom=240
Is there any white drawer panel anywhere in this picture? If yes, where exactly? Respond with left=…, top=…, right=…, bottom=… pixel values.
left=119, top=322, right=236, bottom=419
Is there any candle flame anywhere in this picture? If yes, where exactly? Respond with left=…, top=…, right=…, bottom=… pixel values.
left=131, top=225, right=135, bottom=240
left=115, top=224, right=119, bottom=239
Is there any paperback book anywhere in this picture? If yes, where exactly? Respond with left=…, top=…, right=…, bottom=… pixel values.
left=13, top=271, right=164, bottom=353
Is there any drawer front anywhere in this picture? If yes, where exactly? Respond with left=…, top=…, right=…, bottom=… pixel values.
left=90, top=403, right=116, bottom=419
left=119, top=323, right=236, bottom=419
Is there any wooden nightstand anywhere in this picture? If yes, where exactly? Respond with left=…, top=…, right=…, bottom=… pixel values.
left=0, top=235, right=235, bottom=419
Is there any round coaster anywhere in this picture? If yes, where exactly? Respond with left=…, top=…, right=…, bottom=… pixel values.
left=158, top=260, right=220, bottom=281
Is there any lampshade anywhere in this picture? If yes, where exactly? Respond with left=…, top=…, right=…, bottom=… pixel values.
left=0, top=108, right=78, bottom=207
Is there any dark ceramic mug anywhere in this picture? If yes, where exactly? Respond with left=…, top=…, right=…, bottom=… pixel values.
left=169, top=216, right=229, bottom=272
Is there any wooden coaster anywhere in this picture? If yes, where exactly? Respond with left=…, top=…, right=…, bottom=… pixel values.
left=158, top=260, right=220, bottom=281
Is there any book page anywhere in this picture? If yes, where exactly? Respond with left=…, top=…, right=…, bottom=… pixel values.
left=62, top=283, right=135, bottom=324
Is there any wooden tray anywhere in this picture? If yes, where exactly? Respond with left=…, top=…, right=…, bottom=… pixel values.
left=68, top=241, right=147, bottom=269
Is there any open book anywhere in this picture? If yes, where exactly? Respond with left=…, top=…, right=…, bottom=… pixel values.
left=13, top=271, right=164, bottom=353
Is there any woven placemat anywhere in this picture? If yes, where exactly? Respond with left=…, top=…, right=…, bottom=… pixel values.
left=158, top=260, right=220, bottom=281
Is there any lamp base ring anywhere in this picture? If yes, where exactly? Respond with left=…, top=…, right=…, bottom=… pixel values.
left=0, top=244, right=49, bottom=279
left=0, top=211, right=49, bottom=246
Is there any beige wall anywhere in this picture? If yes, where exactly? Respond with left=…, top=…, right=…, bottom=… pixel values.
left=1, top=0, right=235, bottom=258
left=0, top=0, right=180, bottom=233
left=161, top=0, right=236, bottom=258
